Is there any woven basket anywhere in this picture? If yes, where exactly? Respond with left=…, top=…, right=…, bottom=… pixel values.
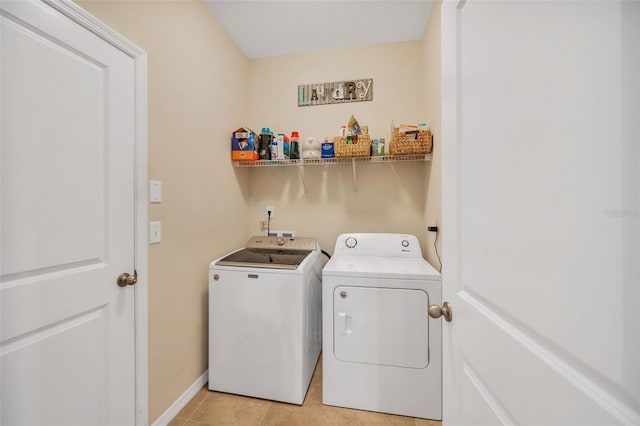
left=389, top=129, right=432, bottom=155
left=333, top=135, right=371, bottom=158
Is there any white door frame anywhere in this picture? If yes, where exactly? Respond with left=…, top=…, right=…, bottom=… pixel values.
left=44, top=1, right=149, bottom=424
left=440, top=1, right=461, bottom=420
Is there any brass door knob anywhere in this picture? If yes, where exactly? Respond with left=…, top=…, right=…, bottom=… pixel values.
left=117, top=271, right=138, bottom=287
left=428, top=302, right=452, bottom=322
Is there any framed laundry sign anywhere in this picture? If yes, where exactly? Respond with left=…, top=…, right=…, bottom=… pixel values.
left=298, top=78, right=373, bottom=107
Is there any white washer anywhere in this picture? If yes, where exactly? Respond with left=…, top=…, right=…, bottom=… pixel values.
left=322, top=233, right=442, bottom=420
left=209, top=236, right=322, bottom=404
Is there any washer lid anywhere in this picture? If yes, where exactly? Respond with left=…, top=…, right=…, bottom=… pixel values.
left=322, top=256, right=440, bottom=280
left=216, top=248, right=311, bottom=270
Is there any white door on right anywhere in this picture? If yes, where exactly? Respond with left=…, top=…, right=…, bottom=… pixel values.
left=441, top=0, right=639, bottom=425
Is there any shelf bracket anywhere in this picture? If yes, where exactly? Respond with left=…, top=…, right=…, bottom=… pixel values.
left=298, top=164, right=307, bottom=196
left=352, top=158, right=358, bottom=194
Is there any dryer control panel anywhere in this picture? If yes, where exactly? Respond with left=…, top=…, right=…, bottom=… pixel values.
left=333, top=233, right=422, bottom=258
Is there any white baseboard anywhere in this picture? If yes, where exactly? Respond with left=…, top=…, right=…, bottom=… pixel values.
left=151, top=370, right=208, bottom=426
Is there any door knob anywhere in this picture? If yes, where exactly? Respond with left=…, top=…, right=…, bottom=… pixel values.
left=428, top=302, right=452, bottom=322
left=117, top=270, right=138, bottom=287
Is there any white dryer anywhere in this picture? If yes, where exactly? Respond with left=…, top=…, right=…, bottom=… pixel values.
left=209, top=236, right=322, bottom=405
left=322, top=233, right=442, bottom=420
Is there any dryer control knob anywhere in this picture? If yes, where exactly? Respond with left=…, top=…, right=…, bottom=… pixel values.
left=345, top=237, right=357, bottom=248
left=401, top=240, right=409, bottom=247
left=277, top=237, right=285, bottom=246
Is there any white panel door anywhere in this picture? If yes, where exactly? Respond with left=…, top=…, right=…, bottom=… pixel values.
left=441, top=0, right=639, bottom=425
left=1, top=1, right=139, bottom=424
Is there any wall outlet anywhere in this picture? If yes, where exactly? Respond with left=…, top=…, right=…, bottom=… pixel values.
left=265, top=205, right=274, bottom=219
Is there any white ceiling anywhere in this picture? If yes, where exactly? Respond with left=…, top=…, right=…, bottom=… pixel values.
left=204, top=1, right=433, bottom=59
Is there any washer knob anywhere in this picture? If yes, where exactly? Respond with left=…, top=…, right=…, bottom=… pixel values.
left=345, top=237, right=357, bottom=248
left=277, top=237, right=285, bottom=246
left=401, top=240, right=409, bottom=248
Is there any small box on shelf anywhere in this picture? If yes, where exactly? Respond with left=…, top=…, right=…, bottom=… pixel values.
left=231, top=127, right=259, bottom=161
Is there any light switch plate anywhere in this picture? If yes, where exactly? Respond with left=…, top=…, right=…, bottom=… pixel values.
left=150, top=221, right=161, bottom=244
left=150, top=181, right=161, bottom=203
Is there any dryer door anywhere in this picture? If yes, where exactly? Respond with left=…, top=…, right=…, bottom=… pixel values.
left=333, top=286, right=429, bottom=368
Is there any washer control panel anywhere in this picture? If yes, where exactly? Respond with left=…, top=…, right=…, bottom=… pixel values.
left=246, top=236, right=318, bottom=251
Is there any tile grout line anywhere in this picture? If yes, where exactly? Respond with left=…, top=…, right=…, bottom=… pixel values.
left=185, top=388, right=212, bottom=424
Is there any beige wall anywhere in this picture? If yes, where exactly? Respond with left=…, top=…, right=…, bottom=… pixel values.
left=247, top=42, right=426, bottom=143
left=421, top=1, right=443, bottom=269
left=246, top=42, right=431, bottom=255
left=75, top=1, right=250, bottom=422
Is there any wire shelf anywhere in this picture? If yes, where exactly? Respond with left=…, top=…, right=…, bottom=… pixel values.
left=233, top=154, right=431, bottom=168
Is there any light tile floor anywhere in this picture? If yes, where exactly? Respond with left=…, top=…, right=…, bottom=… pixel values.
left=169, top=357, right=441, bottom=426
